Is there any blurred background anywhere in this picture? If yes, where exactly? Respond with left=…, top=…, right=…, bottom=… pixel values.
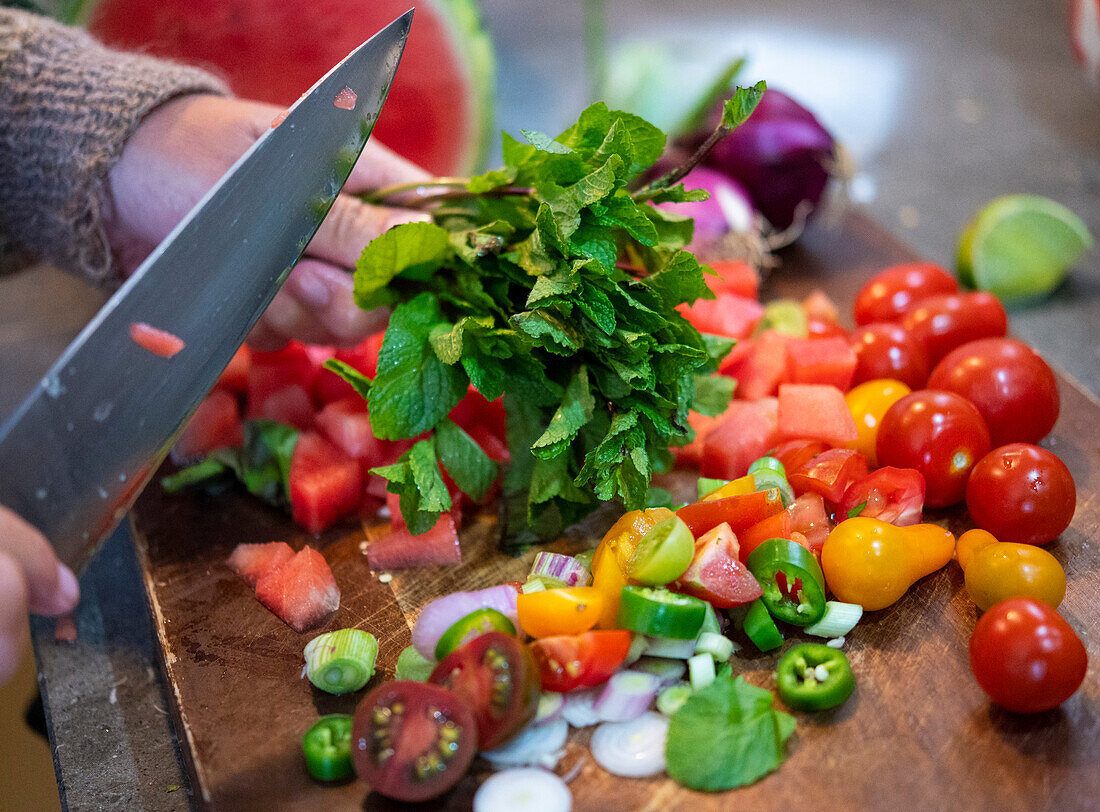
left=1, top=0, right=1097, bottom=808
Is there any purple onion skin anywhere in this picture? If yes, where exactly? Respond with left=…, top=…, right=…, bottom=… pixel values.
left=656, top=166, right=754, bottom=251
left=696, top=88, right=835, bottom=230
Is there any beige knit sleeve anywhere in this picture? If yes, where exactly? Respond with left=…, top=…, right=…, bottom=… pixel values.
left=0, top=9, right=229, bottom=285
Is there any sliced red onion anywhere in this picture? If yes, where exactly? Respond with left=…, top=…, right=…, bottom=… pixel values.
left=535, top=691, right=565, bottom=725
left=530, top=552, right=591, bottom=587
left=643, top=635, right=698, bottom=659
left=473, top=767, right=572, bottom=812
left=481, top=718, right=569, bottom=768
left=630, top=656, right=687, bottom=687
left=593, top=670, right=661, bottom=723
left=411, top=584, right=520, bottom=659
left=562, top=686, right=604, bottom=728
left=656, top=166, right=757, bottom=253
left=590, top=712, right=670, bottom=778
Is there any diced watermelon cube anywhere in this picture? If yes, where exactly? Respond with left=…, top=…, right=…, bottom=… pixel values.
left=215, top=345, right=251, bottom=394
left=449, top=387, right=507, bottom=443
left=314, top=398, right=391, bottom=460
left=247, top=383, right=314, bottom=430
left=777, top=383, right=859, bottom=446
left=367, top=514, right=461, bottom=571
left=700, top=397, right=779, bottom=479
left=247, top=341, right=316, bottom=407
left=679, top=292, right=764, bottom=340
left=253, top=546, right=340, bottom=632
left=725, top=330, right=791, bottom=400
left=706, top=259, right=760, bottom=299
left=784, top=336, right=858, bottom=391
left=227, top=541, right=295, bottom=587
left=171, top=389, right=243, bottom=464
left=289, top=431, right=363, bottom=533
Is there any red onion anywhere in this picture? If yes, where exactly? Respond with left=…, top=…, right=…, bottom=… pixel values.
left=530, top=552, right=591, bottom=587
left=593, top=670, right=661, bottom=722
left=656, top=166, right=757, bottom=254
left=411, top=584, right=520, bottom=659
left=689, top=88, right=836, bottom=230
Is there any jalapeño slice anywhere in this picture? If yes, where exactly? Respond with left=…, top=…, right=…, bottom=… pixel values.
left=616, top=586, right=708, bottom=640
left=743, top=598, right=784, bottom=651
left=775, top=643, right=856, bottom=711
left=746, top=538, right=827, bottom=626
left=302, top=714, right=354, bottom=782
left=435, top=608, right=517, bottom=660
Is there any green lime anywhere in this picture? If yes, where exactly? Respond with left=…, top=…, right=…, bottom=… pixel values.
left=956, top=194, right=1093, bottom=304
left=625, top=516, right=695, bottom=585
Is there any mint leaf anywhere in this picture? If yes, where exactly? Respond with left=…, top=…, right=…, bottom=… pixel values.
left=531, top=367, right=596, bottom=460
left=323, top=358, right=372, bottom=399
left=720, top=81, right=767, bottom=130
left=642, top=250, right=710, bottom=306
left=692, top=374, right=736, bottom=417
left=846, top=500, right=868, bottom=519
left=665, top=674, right=795, bottom=791
left=372, top=439, right=450, bottom=535
left=354, top=222, right=450, bottom=306
left=435, top=418, right=498, bottom=502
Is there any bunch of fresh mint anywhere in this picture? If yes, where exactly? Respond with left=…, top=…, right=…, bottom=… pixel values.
left=332, top=85, right=764, bottom=546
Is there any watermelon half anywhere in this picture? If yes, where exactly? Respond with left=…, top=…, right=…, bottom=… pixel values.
left=86, top=0, right=496, bottom=175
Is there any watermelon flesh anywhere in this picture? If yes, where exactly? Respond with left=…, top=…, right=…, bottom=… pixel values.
left=227, top=541, right=295, bottom=587
left=289, top=431, right=363, bottom=533
left=367, top=514, right=461, bottom=571
left=171, top=389, right=243, bottom=464
left=253, top=546, right=340, bottom=632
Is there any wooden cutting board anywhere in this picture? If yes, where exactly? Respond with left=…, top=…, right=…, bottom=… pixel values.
left=129, top=212, right=1100, bottom=811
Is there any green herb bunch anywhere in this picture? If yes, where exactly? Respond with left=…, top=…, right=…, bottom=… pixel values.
left=332, top=85, right=765, bottom=546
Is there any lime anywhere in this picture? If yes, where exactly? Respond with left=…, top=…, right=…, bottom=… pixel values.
left=625, top=516, right=695, bottom=585
left=956, top=194, right=1093, bottom=304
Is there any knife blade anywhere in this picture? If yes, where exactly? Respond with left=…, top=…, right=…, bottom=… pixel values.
left=0, top=10, right=412, bottom=572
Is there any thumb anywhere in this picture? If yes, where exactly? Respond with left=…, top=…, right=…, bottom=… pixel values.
left=304, top=193, right=430, bottom=270
left=0, top=506, right=80, bottom=617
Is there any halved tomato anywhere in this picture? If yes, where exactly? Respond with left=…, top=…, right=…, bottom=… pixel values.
left=352, top=680, right=476, bottom=803
left=768, top=438, right=829, bottom=475
left=428, top=632, right=540, bottom=750
left=676, top=522, right=763, bottom=608
left=838, top=466, right=925, bottom=526
left=530, top=630, right=633, bottom=692
left=788, top=448, right=869, bottom=504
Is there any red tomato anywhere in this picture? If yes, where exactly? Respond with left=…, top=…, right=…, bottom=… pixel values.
left=788, top=448, right=869, bottom=504
left=900, top=292, right=1008, bottom=365
left=876, top=390, right=991, bottom=508
left=738, top=493, right=830, bottom=559
left=966, top=444, right=1076, bottom=545
left=969, top=598, right=1087, bottom=713
left=677, top=522, right=763, bottom=608
left=351, top=681, right=477, bottom=802
left=802, top=289, right=847, bottom=338
left=927, top=338, right=1060, bottom=446
left=768, top=439, right=829, bottom=474
left=428, top=631, right=540, bottom=750
left=853, top=262, right=959, bottom=325
left=530, top=631, right=633, bottom=692
left=838, top=466, right=925, bottom=526
left=849, top=322, right=930, bottom=390
left=675, top=488, right=785, bottom=538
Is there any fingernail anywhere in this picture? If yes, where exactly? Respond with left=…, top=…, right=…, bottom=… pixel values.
left=56, top=562, right=80, bottom=611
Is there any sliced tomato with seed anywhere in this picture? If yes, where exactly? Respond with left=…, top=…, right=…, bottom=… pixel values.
left=838, top=466, right=926, bottom=526
left=676, top=522, right=763, bottom=608
left=768, top=439, right=829, bottom=476
left=788, top=448, right=869, bottom=504
left=428, top=631, right=540, bottom=750
left=529, top=630, right=633, bottom=693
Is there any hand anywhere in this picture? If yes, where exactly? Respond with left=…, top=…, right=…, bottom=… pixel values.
left=0, top=505, right=80, bottom=685
left=104, top=93, right=431, bottom=351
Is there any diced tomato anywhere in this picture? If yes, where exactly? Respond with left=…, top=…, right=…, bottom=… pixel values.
left=529, top=630, right=633, bottom=692
left=449, top=387, right=507, bottom=442
left=172, top=389, right=243, bottom=463
left=679, top=292, right=764, bottom=340
left=788, top=448, right=870, bottom=504
left=776, top=383, right=858, bottom=446
left=215, top=345, right=251, bottom=394
left=129, top=322, right=186, bottom=358
left=253, top=545, right=340, bottom=633
left=784, top=336, right=858, bottom=391
left=802, top=290, right=846, bottom=338
left=838, top=466, right=926, bottom=526
left=289, top=431, right=363, bottom=533
left=738, top=511, right=791, bottom=562
left=699, top=397, right=778, bottom=479
left=676, top=488, right=785, bottom=538
left=738, top=492, right=831, bottom=560
left=247, top=341, right=316, bottom=406
left=706, top=259, right=760, bottom=299
left=366, top=514, right=461, bottom=571
left=247, top=383, right=314, bottom=430
left=314, top=398, right=391, bottom=460
left=727, top=330, right=791, bottom=400
left=676, top=522, right=763, bottom=608
left=226, top=541, right=294, bottom=587
left=768, top=438, right=829, bottom=474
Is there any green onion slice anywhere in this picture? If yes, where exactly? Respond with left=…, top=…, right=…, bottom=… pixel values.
left=303, top=629, right=378, bottom=695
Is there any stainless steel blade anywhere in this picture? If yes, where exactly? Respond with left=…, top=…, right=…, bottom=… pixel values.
left=0, top=11, right=412, bottom=571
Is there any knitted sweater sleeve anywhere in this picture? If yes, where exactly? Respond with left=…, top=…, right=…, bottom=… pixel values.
left=0, top=9, right=228, bottom=284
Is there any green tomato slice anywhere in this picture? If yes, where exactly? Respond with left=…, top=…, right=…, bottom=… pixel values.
left=434, top=608, right=516, bottom=660
left=616, top=586, right=708, bottom=639
left=775, top=643, right=856, bottom=711
left=625, top=515, right=695, bottom=585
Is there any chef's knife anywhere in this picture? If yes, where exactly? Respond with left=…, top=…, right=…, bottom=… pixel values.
left=0, top=11, right=412, bottom=572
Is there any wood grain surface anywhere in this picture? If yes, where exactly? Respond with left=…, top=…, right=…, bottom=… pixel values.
left=129, top=212, right=1100, bottom=811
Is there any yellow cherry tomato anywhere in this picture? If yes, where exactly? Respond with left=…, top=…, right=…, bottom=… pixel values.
left=845, top=378, right=911, bottom=467
left=592, top=544, right=631, bottom=629
left=516, top=587, right=604, bottom=638
left=591, top=508, right=674, bottom=628
left=700, top=474, right=756, bottom=502
left=821, top=517, right=955, bottom=610
left=955, top=529, right=1066, bottom=610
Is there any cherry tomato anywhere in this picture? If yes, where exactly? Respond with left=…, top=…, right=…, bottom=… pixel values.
left=530, top=630, right=633, bottom=692
left=516, top=587, right=604, bottom=638
left=876, top=390, right=991, bottom=508
left=965, top=444, right=1076, bottom=545
left=428, top=632, right=541, bottom=750
left=738, top=492, right=830, bottom=560
left=352, top=681, right=477, bottom=802
left=969, top=598, right=1087, bottom=713
left=803, top=289, right=847, bottom=338
left=838, top=466, right=925, bottom=526
left=768, top=438, right=829, bottom=477
left=844, top=378, right=912, bottom=467
left=849, top=323, right=930, bottom=390
left=853, top=262, right=959, bottom=325
left=676, top=522, right=763, bottom=608
left=900, top=291, right=1007, bottom=365
left=956, top=529, right=1066, bottom=610
left=675, top=488, right=785, bottom=538
left=927, top=338, right=1060, bottom=446
left=788, top=448, right=869, bottom=504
